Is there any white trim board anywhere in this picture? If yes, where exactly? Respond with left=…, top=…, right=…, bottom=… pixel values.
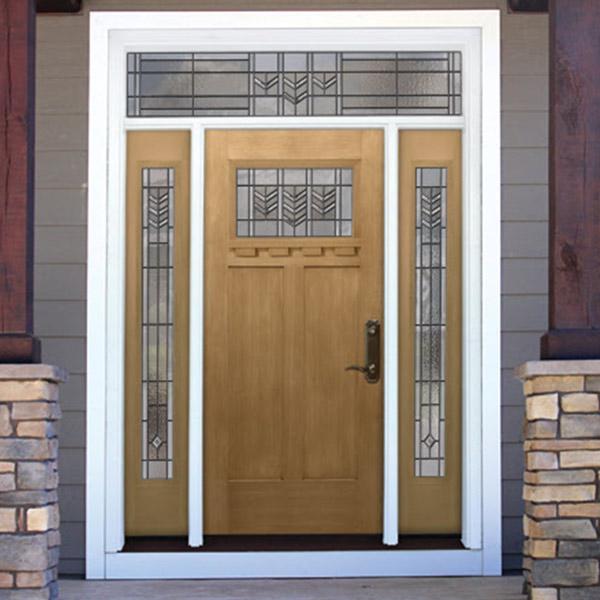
left=105, top=549, right=484, bottom=579
left=86, top=9, right=501, bottom=580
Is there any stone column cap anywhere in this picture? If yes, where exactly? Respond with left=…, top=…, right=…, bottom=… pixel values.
left=0, top=364, right=68, bottom=383
left=516, top=360, right=600, bottom=380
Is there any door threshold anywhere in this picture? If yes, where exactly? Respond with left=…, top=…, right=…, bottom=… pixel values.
left=123, top=534, right=464, bottom=553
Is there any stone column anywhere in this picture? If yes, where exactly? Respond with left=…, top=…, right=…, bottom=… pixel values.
left=0, top=365, right=66, bottom=600
left=518, top=361, right=600, bottom=600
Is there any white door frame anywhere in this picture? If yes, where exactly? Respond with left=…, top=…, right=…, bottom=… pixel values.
left=86, top=10, right=501, bottom=579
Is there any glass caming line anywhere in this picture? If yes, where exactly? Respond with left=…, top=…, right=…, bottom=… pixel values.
left=236, top=167, right=353, bottom=237
left=414, top=167, right=447, bottom=478
left=126, top=51, right=462, bottom=117
left=141, top=168, right=175, bottom=480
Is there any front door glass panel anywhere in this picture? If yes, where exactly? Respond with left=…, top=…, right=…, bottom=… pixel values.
left=236, top=167, right=353, bottom=237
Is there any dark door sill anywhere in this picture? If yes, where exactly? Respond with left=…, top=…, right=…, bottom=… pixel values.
left=123, top=534, right=464, bottom=553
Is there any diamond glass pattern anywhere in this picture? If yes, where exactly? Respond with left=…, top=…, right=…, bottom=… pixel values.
left=141, top=168, right=174, bottom=480
left=127, top=51, right=462, bottom=117
left=236, top=168, right=352, bottom=237
left=414, top=167, right=447, bottom=478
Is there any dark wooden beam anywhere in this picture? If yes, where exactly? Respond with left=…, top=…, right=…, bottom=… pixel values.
left=508, top=0, right=548, bottom=12
left=0, top=0, right=40, bottom=362
left=36, top=0, right=81, bottom=12
left=541, top=0, right=600, bottom=359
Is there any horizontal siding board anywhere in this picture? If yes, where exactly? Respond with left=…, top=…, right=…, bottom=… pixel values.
left=41, top=337, right=86, bottom=374
left=502, top=405, right=524, bottom=444
left=34, top=264, right=86, bottom=301
left=36, top=77, right=88, bottom=115
left=502, top=368, right=526, bottom=407
left=35, top=226, right=87, bottom=264
left=502, top=443, right=525, bottom=480
left=502, top=480, right=525, bottom=518
left=501, top=259, right=548, bottom=295
left=55, top=374, right=86, bottom=413
left=58, top=449, right=86, bottom=487
left=501, top=75, right=549, bottom=111
left=60, top=523, right=86, bottom=558
left=35, top=151, right=88, bottom=189
left=502, top=295, right=547, bottom=332
left=502, top=148, right=548, bottom=185
left=502, top=517, right=524, bottom=554
left=35, top=189, right=87, bottom=226
left=501, top=222, right=548, bottom=258
left=36, top=115, right=88, bottom=151
left=59, top=411, right=86, bottom=449
left=502, top=185, right=548, bottom=222
left=501, top=15, right=548, bottom=75
left=502, top=111, right=548, bottom=148
left=34, top=301, right=86, bottom=337
left=502, top=331, right=545, bottom=369
left=503, top=553, right=522, bottom=572
left=58, top=485, right=85, bottom=522
left=58, top=559, right=85, bottom=575
left=36, top=43, right=89, bottom=78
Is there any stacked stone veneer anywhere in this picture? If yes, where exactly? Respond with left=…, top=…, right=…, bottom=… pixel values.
left=518, top=361, right=600, bottom=600
left=0, top=365, right=66, bottom=600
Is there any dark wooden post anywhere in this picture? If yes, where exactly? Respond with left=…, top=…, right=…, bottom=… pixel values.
left=541, top=0, right=600, bottom=359
left=0, top=0, right=40, bottom=362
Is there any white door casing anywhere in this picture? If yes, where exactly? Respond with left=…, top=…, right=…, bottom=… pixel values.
left=86, top=10, right=501, bottom=579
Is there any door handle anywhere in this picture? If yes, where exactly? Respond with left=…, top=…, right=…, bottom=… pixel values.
left=345, top=319, right=380, bottom=384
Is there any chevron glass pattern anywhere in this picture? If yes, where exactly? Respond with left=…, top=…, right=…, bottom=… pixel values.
left=414, top=167, right=447, bottom=478
left=141, top=168, right=175, bottom=480
left=127, top=51, right=462, bottom=117
left=236, top=168, right=352, bottom=237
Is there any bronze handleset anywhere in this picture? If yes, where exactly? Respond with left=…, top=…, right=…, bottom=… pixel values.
left=345, top=319, right=380, bottom=384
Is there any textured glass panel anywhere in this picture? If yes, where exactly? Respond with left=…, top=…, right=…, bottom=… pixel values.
left=141, top=167, right=174, bottom=480
left=127, top=51, right=462, bottom=117
left=414, top=167, right=447, bottom=478
left=236, top=168, right=352, bottom=237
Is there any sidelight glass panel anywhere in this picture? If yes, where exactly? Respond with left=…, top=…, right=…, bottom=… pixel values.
left=141, top=167, right=174, bottom=480
left=127, top=51, right=462, bottom=117
left=236, top=167, right=352, bottom=237
left=414, top=167, right=447, bottom=478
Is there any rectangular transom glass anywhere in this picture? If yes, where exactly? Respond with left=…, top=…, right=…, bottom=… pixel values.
left=127, top=51, right=462, bottom=117
left=236, top=167, right=352, bottom=237
left=414, top=167, right=447, bottom=478
left=141, top=167, right=174, bottom=480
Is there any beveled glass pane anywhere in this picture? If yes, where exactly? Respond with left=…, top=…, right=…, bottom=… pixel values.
left=128, top=51, right=462, bottom=117
left=237, top=167, right=352, bottom=237
left=414, top=167, right=447, bottom=478
left=141, top=167, right=174, bottom=480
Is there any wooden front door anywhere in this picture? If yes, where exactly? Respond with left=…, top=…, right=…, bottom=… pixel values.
left=204, top=130, right=384, bottom=534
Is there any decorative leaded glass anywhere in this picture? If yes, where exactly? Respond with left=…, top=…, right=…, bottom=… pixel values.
left=141, top=168, right=174, bottom=480
left=236, top=168, right=352, bottom=237
left=127, top=52, right=462, bottom=117
left=414, top=167, right=447, bottom=478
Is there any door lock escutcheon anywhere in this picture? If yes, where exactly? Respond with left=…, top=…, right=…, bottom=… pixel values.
left=345, top=319, right=380, bottom=384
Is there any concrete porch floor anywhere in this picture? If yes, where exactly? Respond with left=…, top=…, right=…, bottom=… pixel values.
left=60, top=576, right=524, bottom=599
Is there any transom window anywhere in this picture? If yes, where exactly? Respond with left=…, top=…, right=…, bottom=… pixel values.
left=127, top=51, right=462, bottom=117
